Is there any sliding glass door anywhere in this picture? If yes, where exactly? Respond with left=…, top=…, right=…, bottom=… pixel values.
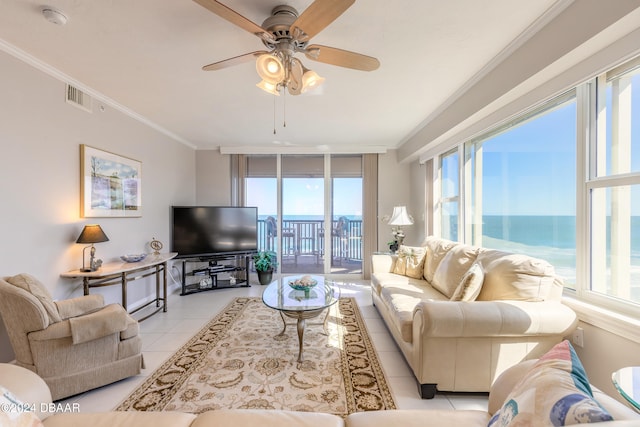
left=281, top=155, right=325, bottom=274
left=244, top=154, right=363, bottom=276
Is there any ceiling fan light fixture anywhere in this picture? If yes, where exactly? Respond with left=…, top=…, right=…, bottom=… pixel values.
left=301, top=68, right=325, bottom=93
left=256, top=54, right=285, bottom=84
left=256, top=80, right=280, bottom=96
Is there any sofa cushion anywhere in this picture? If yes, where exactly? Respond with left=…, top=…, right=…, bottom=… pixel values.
left=42, top=411, right=197, bottom=427
left=431, top=244, right=480, bottom=299
left=7, top=273, right=61, bottom=323
left=0, top=384, right=43, bottom=426
left=379, top=281, right=448, bottom=343
left=393, top=245, right=427, bottom=279
left=450, top=262, right=484, bottom=302
left=192, top=409, right=344, bottom=427
left=423, top=237, right=457, bottom=283
left=476, top=250, right=557, bottom=301
left=488, top=340, right=613, bottom=426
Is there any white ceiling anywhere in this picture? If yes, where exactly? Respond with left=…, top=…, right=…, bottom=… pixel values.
left=0, top=0, right=560, bottom=153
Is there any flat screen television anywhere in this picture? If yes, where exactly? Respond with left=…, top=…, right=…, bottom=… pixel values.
left=171, top=206, right=258, bottom=259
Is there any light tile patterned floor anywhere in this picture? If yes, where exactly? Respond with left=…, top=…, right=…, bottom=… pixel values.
left=59, top=277, right=489, bottom=413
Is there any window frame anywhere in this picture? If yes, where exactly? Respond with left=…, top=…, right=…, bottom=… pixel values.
left=428, top=55, right=640, bottom=321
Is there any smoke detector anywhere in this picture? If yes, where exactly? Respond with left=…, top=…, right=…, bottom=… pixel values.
left=42, top=7, right=68, bottom=25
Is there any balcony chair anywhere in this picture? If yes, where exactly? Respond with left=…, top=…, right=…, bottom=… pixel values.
left=0, top=273, right=144, bottom=401
left=265, top=216, right=296, bottom=263
left=317, top=216, right=351, bottom=266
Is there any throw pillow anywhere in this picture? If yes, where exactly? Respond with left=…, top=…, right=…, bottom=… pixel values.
left=0, top=385, right=43, bottom=427
left=392, top=246, right=426, bottom=279
left=450, top=262, right=484, bottom=301
left=487, top=340, right=613, bottom=426
left=7, top=273, right=61, bottom=323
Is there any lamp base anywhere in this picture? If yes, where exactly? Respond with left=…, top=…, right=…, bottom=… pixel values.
left=79, top=267, right=96, bottom=273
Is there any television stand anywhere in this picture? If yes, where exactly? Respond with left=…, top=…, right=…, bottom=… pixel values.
left=179, top=252, right=252, bottom=296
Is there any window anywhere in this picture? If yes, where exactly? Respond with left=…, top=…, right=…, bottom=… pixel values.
left=439, top=148, right=459, bottom=241
left=428, top=54, right=640, bottom=321
left=588, top=58, right=640, bottom=310
left=465, top=94, right=577, bottom=284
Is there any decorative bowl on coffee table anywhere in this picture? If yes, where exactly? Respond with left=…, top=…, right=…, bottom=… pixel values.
left=288, top=275, right=318, bottom=291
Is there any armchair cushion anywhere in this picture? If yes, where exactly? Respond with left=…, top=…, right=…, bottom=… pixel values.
left=55, top=294, right=104, bottom=320
left=488, top=340, right=613, bottom=426
left=6, top=274, right=61, bottom=323
left=68, top=303, right=129, bottom=344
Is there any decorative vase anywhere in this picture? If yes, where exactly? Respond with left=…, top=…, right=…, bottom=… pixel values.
left=389, top=241, right=399, bottom=253
left=257, top=269, right=273, bottom=286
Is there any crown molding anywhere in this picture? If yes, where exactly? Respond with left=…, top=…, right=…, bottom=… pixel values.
left=0, top=38, right=196, bottom=149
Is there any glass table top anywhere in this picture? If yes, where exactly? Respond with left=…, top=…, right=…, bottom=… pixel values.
left=262, top=275, right=340, bottom=312
left=612, top=366, right=640, bottom=412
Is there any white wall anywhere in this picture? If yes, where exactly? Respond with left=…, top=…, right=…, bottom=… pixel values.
left=195, top=150, right=231, bottom=205
left=0, top=50, right=196, bottom=362
left=377, top=150, right=418, bottom=249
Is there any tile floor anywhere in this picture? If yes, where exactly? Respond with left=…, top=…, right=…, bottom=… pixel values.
left=60, top=278, right=489, bottom=413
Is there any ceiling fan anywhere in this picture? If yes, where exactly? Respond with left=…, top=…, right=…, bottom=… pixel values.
left=193, top=0, right=380, bottom=96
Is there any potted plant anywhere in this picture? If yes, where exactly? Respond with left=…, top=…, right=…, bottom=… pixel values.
left=253, top=250, right=276, bottom=285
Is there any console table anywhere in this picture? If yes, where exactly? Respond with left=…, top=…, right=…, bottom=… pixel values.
left=61, top=252, right=177, bottom=321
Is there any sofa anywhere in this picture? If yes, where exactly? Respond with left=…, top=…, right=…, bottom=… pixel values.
left=2, top=340, right=639, bottom=426
left=371, top=236, right=578, bottom=398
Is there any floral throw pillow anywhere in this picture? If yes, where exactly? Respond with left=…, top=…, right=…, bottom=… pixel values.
left=0, top=385, right=43, bottom=427
left=487, top=340, right=613, bottom=426
left=392, top=246, right=426, bottom=279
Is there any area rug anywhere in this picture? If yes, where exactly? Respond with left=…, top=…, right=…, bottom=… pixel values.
left=116, top=297, right=396, bottom=415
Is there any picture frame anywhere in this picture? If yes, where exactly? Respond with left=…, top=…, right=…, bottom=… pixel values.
left=80, top=144, right=142, bottom=217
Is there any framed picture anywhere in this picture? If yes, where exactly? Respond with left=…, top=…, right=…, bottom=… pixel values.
left=80, top=145, right=142, bottom=217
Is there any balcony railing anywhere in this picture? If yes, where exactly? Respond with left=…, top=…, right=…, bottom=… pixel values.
left=257, top=218, right=363, bottom=266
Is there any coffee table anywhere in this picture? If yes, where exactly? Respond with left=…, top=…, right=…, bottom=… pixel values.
left=262, top=275, right=341, bottom=362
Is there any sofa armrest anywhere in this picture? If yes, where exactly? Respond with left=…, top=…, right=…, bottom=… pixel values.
left=55, top=294, right=105, bottom=319
left=413, top=300, right=577, bottom=338
left=372, top=254, right=396, bottom=274
left=0, top=363, right=52, bottom=420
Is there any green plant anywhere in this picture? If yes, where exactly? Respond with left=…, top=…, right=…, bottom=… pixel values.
left=253, top=250, right=276, bottom=272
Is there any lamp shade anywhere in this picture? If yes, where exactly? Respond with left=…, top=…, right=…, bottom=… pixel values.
left=388, top=206, right=413, bottom=226
left=256, top=54, right=285, bottom=84
left=76, top=224, right=109, bottom=244
left=301, top=67, right=325, bottom=93
left=256, top=79, right=280, bottom=96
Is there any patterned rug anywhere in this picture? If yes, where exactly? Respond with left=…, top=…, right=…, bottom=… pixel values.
left=116, top=297, right=396, bottom=415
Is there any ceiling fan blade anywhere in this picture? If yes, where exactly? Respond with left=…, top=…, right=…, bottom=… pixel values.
left=305, top=44, right=380, bottom=71
left=290, top=0, right=355, bottom=41
left=202, top=51, right=268, bottom=71
left=193, top=0, right=275, bottom=43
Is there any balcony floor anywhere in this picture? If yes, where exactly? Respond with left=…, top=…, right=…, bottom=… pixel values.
left=278, top=254, right=362, bottom=275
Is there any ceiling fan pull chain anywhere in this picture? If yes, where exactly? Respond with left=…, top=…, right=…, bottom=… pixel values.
left=273, top=92, right=277, bottom=135
left=283, top=89, right=287, bottom=128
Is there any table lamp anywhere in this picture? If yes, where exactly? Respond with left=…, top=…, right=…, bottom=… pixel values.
left=388, top=206, right=413, bottom=246
left=76, top=224, right=109, bottom=272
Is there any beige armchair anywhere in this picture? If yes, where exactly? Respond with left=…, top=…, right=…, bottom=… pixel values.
left=0, top=273, right=144, bottom=401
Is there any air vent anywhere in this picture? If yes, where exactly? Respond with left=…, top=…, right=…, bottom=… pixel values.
left=65, top=84, right=92, bottom=113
